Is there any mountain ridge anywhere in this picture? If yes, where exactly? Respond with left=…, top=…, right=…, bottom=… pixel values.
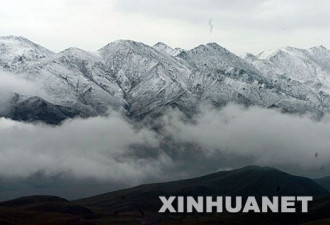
left=1, top=36, right=330, bottom=124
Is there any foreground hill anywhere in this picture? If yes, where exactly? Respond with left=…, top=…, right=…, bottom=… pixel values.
left=315, top=176, right=330, bottom=192
left=0, top=166, right=329, bottom=224
left=77, top=166, right=328, bottom=212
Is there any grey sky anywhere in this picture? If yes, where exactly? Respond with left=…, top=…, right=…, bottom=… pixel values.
left=1, top=0, right=330, bottom=55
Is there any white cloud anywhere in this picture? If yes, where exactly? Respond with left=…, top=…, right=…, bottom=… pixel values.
left=0, top=114, right=166, bottom=183
left=0, top=103, right=329, bottom=185
left=162, top=104, right=330, bottom=177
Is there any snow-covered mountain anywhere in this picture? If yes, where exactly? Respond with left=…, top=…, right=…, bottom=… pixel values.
left=245, top=46, right=330, bottom=112
left=98, top=40, right=196, bottom=117
left=246, top=46, right=330, bottom=83
left=0, top=36, right=54, bottom=71
left=1, top=35, right=330, bottom=124
left=26, top=47, right=128, bottom=114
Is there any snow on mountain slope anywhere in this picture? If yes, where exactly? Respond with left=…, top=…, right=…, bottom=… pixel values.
left=25, top=47, right=128, bottom=115
left=0, top=36, right=128, bottom=121
left=0, top=36, right=54, bottom=71
left=309, top=45, right=330, bottom=68
left=174, top=43, right=315, bottom=114
left=245, top=46, right=330, bottom=112
left=182, top=43, right=261, bottom=77
left=99, top=40, right=197, bottom=117
left=1, top=36, right=330, bottom=124
left=250, top=46, right=330, bottom=85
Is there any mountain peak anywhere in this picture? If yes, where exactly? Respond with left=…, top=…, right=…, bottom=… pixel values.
left=311, top=45, right=327, bottom=49
left=309, top=45, right=329, bottom=53
left=257, top=46, right=308, bottom=60
left=153, top=42, right=173, bottom=51
left=154, top=42, right=172, bottom=49
left=153, top=42, right=184, bottom=56
left=0, top=36, right=52, bottom=51
left=99, top=39, right=150, bottom=54
left=236, top=165, right=281, bottom=173
left=206, top=42, right=224, bottom=49
left=257, top=48, right=284, bottom=59
left=55, top=47, right=101, bottom=62
left=108, top=39, right=144, bottom=47
left=243, top=53, right=258, bottom=62
left=191, top=42, right=228, bottom=54
left=0, top=35, right=54, bottom=71
left=60, top=47, right=93, bottom=55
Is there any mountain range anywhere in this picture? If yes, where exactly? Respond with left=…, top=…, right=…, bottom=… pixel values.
left=0, top=166, right=329, bottom=225
left=1, top=36, right=330, bottom=124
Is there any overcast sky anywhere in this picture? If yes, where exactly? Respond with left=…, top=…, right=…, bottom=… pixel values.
left=1, top=0, right=330, bottom=55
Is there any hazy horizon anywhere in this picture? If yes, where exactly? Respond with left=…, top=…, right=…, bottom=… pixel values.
left=2, top=0, right=330, bottom=55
